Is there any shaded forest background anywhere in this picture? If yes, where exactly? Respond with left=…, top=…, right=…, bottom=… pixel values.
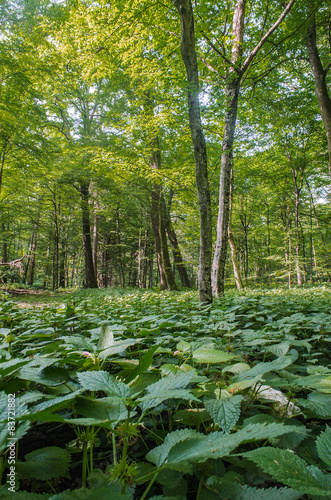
left=1, top=0, right=330, bottom=293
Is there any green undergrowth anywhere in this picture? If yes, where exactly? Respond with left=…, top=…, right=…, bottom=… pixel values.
left=0, top=287, right=330, bottom=499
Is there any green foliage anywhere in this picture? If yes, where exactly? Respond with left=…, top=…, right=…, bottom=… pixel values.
left=0, top=287, right=330, bottom=497
left=15, top=447, right=71, bottom=481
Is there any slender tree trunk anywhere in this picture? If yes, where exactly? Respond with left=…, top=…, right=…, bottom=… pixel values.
left=93, top=209, right=98, bottom=283
left=228, top=167, right=243, bottom=290
left=211, top=0, right=245, bottom=297
left=306, top=16, right=331, bottom=176
left=163, top=192, right=191, bottom=288
left=115, top=203, right=125, bottom=288
left=80, top=182, right=98, bottom=288
left=171, top=0, right=212, bottom=303
left=27, top=230, right=38, bottom=286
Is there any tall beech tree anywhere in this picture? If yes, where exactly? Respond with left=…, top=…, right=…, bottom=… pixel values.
left=305, top=8, right=331, bottom=176
left=171, top=0, right=212, bottom=303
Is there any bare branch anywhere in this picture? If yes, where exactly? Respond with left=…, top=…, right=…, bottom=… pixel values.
left=241, top=0, right=296, bottom=75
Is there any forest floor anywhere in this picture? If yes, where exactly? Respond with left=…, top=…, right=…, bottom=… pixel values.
left=0, top=285, right=330, bottom=499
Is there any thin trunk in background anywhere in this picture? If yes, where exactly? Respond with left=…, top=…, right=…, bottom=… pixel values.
left=80, top=182, right=98, bottom=288
left=163, top=191, right=191, bottom=288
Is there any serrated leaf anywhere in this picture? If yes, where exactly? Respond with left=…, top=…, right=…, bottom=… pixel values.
left=316, top=426, right=331, bottom=467
left=98, top=339, right=139, bottom=360
left=192, top=348, right=236, bottom=364
left=147, top=423, right=298, bottom=472
left=16, top=446, right=71, bottom=480
left=244, top=447, right=331, bottom=496
left=146, top=429, right=199, bottom=468
left=139, top=371, right=195, bottom=410
left=74, top=396, right=127, bottom=423
left=234, top=356, right=293, bottom=382
left=205, top=395, right=243, bottom=433
left=267, top=342, right=290, bottom=357
left=201, top=477, right=302, bottom=500
left=97, top=326, right=114, bottom=350
left=298, top=392, right=331, bottom=417
left=77, top=371, right=129, bottom=398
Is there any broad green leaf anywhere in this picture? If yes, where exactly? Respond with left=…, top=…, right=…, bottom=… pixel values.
left=122, top=344, right=159, bottom=383
left=201, top=477, right=302, bottom=500
left=298, top=392, right=331, bottom=417
left=16, top=446, right=71, bottom=480
left=0, top=358, right=28, bottom=377
left=146, top=429, right=199, bottom=468
left=97, top=325, right=114, bottom=350
left=316, top=426, right=331, bottom=467
left=77, top=371, right=129, bottom=398
left=98, top=339, right=140, bottom=360
left=234, top=356, right=293, bottom=382
left=147, top=423, right=299, bottom=472
left=205, top=395, right=243, bottom=433
left=244, top=447, right=331, bottom=496
left=74, top=396, right=127, bottom=423
left=139, top=371, right=197, bottom=410
left=192, top=348, right=236, bottom=364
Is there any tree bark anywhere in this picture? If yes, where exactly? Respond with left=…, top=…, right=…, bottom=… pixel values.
left=171, top=0, right=212, bottom=303
left=211, top=0, right=245, bottom=297
left=227, top=167, right=243, bottom=290
left=80, top=182, right=98, bottom=288
left=306, top=15, right=331, bottom=177
left=163, top=192, right=191, bottom=288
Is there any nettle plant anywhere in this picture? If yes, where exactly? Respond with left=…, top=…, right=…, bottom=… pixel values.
left=0, top=288, right=330, bottom=499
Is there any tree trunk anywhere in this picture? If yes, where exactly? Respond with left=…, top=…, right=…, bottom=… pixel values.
left=93, top=209, right=98, bottom=283
left=171, top=0, right=212, bottom=303
left=227, top=168, right=243, bottom=290
left=27, top=229, right=38, bottom=286
left=211, top=0, right=245, bottom=297
left=80, top=182, right=98, bottom=288
left=306, top=16, right=331, bottom=177
left=163, top=192, right=191, bottom=288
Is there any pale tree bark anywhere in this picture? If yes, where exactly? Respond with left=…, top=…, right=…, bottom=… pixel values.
left=210, top=0, right=296, bottom=296
left=306, top=15, right=331, bottom=177
left=171, top=0, right=212, bottom=303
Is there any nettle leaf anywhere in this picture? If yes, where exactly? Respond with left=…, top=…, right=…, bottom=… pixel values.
left=139, top=371, right=196, bottom=410
left=74, top=396, right=127, bottom=423
left=298, top=392, right=331, bottom=418
left=51, top=485, right=133, bottom=499
left=146, top=429, right=200, bottom=468
left=147, top=423, right=297, bottom=472
left=205, top=395, right=244, bottom=433
left=266, top=342, right=291, bottom=357
left=0, top=358, right=28, bottom=377
left=21, top=389, right=83, bottom=421
left=97, top=325, right=114, bottom=350
left=234, top=356, right=293, bottom=382
left=316, top=426, right=331, bottom=467
left=98, top=339, right=140, bottom=360
left=77, top=371, right=129, bottom=398
left=244, top=447, right=331, bottom=496
left=16, top=446, right=71, bottom=480
left=192, top=348, right=236, bottom=364
left=201, top=477, right=303, bottom=500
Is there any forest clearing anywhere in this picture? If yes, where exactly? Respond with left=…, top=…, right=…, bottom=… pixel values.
left=1, top=0, right=331, bottom=498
